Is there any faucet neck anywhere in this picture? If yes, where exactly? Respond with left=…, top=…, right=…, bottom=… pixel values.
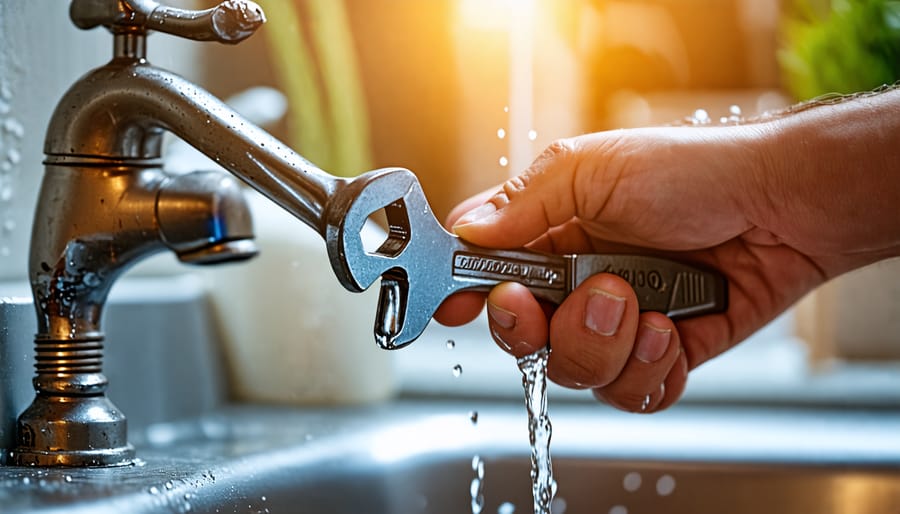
left=113, top=31, right=147, bottom=60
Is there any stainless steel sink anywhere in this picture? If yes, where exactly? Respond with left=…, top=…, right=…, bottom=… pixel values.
left=3, top=401, right=900, bottom=513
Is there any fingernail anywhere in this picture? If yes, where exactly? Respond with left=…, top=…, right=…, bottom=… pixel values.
left=487, top=302, right=517, bottom=330
left=635, top=323, right=672, bottom=363
left=584, top=289, right=626, bottom=336
left=453, top=203, right=497, bottom=229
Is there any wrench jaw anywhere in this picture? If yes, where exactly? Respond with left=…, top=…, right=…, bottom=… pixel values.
left=324, top=167, right=417, bottom=292
left=373, top=269, right=447, bottom=349
left=324, top=167, right=449, bottom=348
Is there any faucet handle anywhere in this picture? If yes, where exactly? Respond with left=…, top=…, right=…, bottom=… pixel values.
left=70, top=0, right=266, bottom=44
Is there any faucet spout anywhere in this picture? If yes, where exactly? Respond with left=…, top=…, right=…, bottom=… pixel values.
left=45, top=58, right=345, bottom=238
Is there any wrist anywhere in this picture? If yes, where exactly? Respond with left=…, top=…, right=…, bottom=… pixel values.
left=748, top=89, right=900, bottom=271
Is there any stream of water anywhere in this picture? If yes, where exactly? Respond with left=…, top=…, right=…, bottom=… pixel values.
left=517, top=347, right=555, bottom=514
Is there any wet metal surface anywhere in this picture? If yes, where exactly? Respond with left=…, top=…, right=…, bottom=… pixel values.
left=2, top=401, right=900, bottom=513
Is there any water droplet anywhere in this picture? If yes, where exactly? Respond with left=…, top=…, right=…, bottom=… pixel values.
left=22, top=477, right=30, bottom=485
left=1, top=186, right=13, bottom=202
left=469, top=478, right=481, bottom=496
left=471, top=455, right=485, bottom=514
left=452, top=364, right=463, bottom=377
left=691, top=109, right=710, bottom=125
left=261, top=496, right=267, bottom=502
left=64, top=475, right=73, bottom=483
left=497, top=128, right=506, bottom=139
left=528, top=129, right=538, bottom=141
left=729, top=105, right=742, bottom=116
left=719, top=116, right=729, bottom=124
left=609, top=506, right=627, bottom=514
left=499, top=156, right=508, bottom=167
left=640, top=394, right=651, bottom=412
left=469, top=410, right=479, bottom=425
left=498, top=502, right=516, bottom=514
left=7, top=148, right=20, bottom=164
left=2, top=218, right=13, bottom=233
left=82, top=272, right=101, bottom=287
left=503, top=105, right=509, bottom=113
left=149, top=485, right=160, bottom=494
left=550, top=497, right=568, bottom=514
left=656, top=474, right=676, bottom=496
left=446, top=339, right=456, bottom=350
left=165, top=480, right=174, bottom=490
left=623, top=471, right=641, bottom=492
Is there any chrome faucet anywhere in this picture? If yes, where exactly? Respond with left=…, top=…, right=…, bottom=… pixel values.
left=10, top=0, right=362, bottom=467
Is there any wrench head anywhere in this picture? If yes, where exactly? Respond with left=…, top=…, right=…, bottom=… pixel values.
left=325, top=168, right=457, bottom=349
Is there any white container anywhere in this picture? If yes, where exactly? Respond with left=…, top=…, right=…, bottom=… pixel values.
left=204, top=190, right=396, bottom=405
left=796, top=258, right=900, bottom=362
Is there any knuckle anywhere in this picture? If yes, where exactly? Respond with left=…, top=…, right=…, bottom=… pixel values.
left=528, top=137, right=580, bottom=181
left=500, top=174, right=530, bottom=200
left=541, top=137, right=579, bottom=162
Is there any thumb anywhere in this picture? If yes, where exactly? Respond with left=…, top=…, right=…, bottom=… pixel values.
left=451, top=139, right=589, bottom=248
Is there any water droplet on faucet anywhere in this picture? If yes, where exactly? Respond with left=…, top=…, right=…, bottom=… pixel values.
left=452, top=364, right=463, bottom=377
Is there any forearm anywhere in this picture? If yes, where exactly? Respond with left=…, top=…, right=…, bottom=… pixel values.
left=749, top=86, right=900, bottom=274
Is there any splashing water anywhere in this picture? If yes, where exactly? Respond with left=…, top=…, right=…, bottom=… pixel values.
left=517, top=347, right=555, bottom=514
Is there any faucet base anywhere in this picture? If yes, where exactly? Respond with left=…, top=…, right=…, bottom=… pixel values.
left=10, top=394, right=134, bottom=467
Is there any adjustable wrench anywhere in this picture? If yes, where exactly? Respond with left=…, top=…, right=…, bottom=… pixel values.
left=321, top=168, right=727, bottom=349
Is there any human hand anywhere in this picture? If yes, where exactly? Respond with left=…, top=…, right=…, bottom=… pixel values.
left=434, top=90, right=900, bottom=412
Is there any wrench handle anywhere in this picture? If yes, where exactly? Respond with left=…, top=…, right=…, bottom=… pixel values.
left=570, top=254, right=728, bottom=320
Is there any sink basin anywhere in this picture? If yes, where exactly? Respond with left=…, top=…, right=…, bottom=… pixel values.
left=2, top=401, right=900, bottom=513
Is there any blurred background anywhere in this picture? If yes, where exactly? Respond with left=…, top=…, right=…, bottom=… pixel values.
left=199, top=0, right=900, bottom=217
left=204, top=0, right=790, bottom=218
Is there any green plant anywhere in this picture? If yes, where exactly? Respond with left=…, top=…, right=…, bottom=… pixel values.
left=779, top=0, right=900, bottom=100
